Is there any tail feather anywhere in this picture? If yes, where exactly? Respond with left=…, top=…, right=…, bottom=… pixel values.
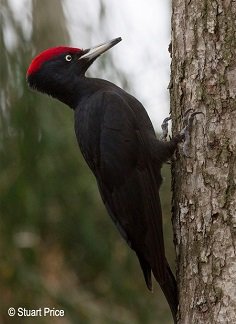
left=137, top=252, right=178, bottom=323
left=154, top=262, right=178, bottom=323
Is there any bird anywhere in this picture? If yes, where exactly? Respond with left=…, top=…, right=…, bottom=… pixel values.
left=27, top=37, right=183, bottom=322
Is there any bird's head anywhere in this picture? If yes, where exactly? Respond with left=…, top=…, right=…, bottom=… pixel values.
left=26, top=37, right=122, bottom=106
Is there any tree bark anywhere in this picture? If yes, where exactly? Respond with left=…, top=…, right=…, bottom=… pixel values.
left=170, top=1, right=236, bottom=323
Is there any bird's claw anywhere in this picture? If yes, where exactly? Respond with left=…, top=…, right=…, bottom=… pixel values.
left=160, top=110, right=204, bottom=157
left=160, top=117, right=171, bottom=141
left=180, top=110, right=204, bottom=157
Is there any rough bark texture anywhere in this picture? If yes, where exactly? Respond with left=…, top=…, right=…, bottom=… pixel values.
left=170, top=1, right=236, bottom=323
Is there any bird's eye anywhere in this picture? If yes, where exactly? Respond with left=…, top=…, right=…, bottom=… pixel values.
left=65, top=54, right=72, bottom=62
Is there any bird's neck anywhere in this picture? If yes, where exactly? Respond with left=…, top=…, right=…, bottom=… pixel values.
left=53, top=77, right=114, bottom=109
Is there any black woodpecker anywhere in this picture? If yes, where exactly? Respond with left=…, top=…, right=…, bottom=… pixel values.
left=27, top=37, right=198, bottom=322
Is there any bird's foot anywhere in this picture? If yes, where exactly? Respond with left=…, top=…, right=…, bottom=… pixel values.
left=160, top=117, right=171, bottom=141
left=180, top=110, right=204, bottom=157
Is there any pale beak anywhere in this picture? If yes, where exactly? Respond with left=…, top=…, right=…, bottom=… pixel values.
left=79, top=37, right=122, bottom=61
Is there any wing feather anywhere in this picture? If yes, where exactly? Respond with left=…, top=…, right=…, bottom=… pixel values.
left=75, top=89, right=177, bottom=316
left=96, top=92, right=167, bottom=285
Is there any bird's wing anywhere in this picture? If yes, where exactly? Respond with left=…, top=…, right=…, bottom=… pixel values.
left=75, top=91, right=166, bottom=286
left=101, top=92, right=167, bottom=282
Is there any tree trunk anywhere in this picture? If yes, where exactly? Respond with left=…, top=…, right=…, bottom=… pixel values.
left=170, top=1, right=236, bottom=323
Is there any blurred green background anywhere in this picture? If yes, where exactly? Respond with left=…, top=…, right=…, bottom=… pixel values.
left=0, top=0, right=174, bottom=323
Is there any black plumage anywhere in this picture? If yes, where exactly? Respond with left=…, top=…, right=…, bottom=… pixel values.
left=27, top=38, right=181, bottom=321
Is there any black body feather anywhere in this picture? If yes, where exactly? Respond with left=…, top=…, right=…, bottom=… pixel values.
left=74, top=81, right=179, bottom=319
left=27, top=42, right=180, bottom=322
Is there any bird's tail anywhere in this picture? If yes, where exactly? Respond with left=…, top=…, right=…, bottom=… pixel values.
left=153, top=262, right=178, bottom=324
